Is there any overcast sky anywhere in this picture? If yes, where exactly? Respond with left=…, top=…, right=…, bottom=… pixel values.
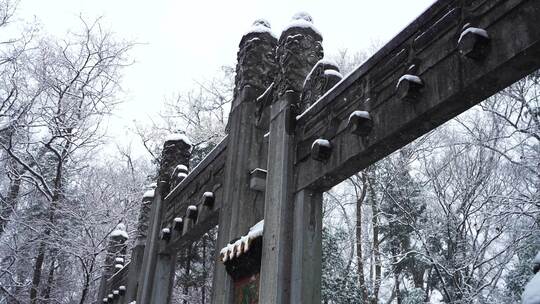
left=16, top=0, right=436, bottom=151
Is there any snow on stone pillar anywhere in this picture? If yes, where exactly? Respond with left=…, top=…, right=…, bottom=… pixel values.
left=274, top=12, right=323, bottom=110
left=259, top=12, right=323, bottom=304
left=107, top=224, right=128, bottom=274
left=522, top=251, right=540, bottom=304
left=98, top=223, right=129, bottom=300
left=158, top=134, right=192, bottom=196
left=233, top=19, right=278, bottom=104
left=135, top=184, right=156, bottom=246
left=211, top=19, right=277, bottom=304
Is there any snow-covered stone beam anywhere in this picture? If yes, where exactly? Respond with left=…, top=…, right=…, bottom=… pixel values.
left=294, top=0, right=540, bottom=192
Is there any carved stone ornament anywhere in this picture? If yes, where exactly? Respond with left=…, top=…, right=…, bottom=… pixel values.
left=300, top=59, right=343, bottom=112
left=158, top=134, right=192, bottom=195
left=274, top=13, right=324, bottom=104
left=234, top=19, right=278, bottom=99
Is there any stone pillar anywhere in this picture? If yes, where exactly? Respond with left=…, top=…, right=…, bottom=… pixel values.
left=158, top=134, right=192, bottom=196
left=137, top=135, right=191, bottom=304
left=125, top=185, right=155, bottom=302
left=259, top=12, right=323, bottom=304
left=98, top=224, right=129, bottom=301
left=211, top=19, right=277, bottom=304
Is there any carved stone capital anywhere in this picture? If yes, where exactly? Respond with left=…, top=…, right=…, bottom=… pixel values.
left=234, top=20, right=278, bottom=100
left=274, top=14, right=324, bottom=103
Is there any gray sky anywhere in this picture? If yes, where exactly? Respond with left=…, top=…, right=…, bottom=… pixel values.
left=17, top=0, right=435, bottom=151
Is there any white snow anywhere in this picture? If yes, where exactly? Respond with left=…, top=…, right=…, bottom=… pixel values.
left=250, top=168, right=267, bottom=175
left=303, top=58, right=340, bottom=87
left=324, top=69, right=343, bottom=79
left=103, top=298, right=108, bottom=303
left=458, top=27, right=489, bottom=43
left=165, top=133, right=192, bottom=146
left=110, top=224, right=129, bottom=239
left=0, top=118, right=13, bottom=131
left=174, top=217, right=183, bottom=223
left=534, top=251, right=540, bottom=264
left=113, top=290, right=119, bottom=295
left=282, top=19, right=322, bottom=38
left=162, top=228, right=170, bottom=234
left=177, top=172, right=188, bottom=179
left=219, top=220, right=264, bottom=262
left=292, top=12, right=313, bottom=23
left=522, top=273, right=540, bottom=304
left=312, top=139, right=331, bottom=149
left=396, top=74, right=423, bottom=88
left=245, top=19, right=277, bottom=39
left=248, top=220, right=264, bottom=238
left=114, top=264, right=123, bottom=269
left=142, top=189, right=154, bottom=199
left=349, top=111, right=371, bottom=121
left=203, top=191, right=214, bottom=198
left=175, top=164, right=188, bottom=173
left=114, top=257, right=124, bottom=263
left=188, top=205, right=197, bottom=212
left=119, top=285, right=126, bottom=291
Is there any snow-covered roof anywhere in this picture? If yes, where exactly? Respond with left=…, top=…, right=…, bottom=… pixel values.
left=110, top=223, right=129, bottom=239
left=220, top=220, right=264, bottom=263
left=203, top=192, right=214, bottom=198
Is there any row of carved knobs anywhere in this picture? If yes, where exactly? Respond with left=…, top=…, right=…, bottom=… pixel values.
left=160, top=192, right=215, bottom=242
left=311, top=27, right=490, bottom=162
left=102, top=285, right=126, bottom=303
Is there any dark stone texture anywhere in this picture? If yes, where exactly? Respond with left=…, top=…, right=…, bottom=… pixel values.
left=348, top=111, right=374, bottom=137
left=458, top=27, right=490, bottom=60
left=224, top=236, right=263, bottom=281
left=301, top=60, right=342, bottom=112
left=234, top=21, right=278, bottom=100
left=310, top=139, right=332, bottom=161
left=135, top=194, right=154, bottom=245
left=158, top=137, right=191, bottom=196
left=274, top=23, right=323, bottom=105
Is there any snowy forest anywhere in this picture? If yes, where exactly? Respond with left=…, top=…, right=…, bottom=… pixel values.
left=0, top=0, right=539, bottom=303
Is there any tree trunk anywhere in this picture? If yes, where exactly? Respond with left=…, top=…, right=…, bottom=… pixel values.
left=369, top=176, right=381, bottom=304
left=41, top=257, right=56, bottom=303
left=30, top=239, right=47, bottom=304
left=354, top=174, right=369, bottom=304
left=0, top=171, right=21, bottom=236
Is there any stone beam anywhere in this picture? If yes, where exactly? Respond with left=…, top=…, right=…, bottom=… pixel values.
left=158, top=136, right=228, bottom=253
left=295, top=0, right=540, bottom=191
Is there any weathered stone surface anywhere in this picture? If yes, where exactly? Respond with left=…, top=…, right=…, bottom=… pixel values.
left=300, top=59, right=342, bottom=112
left=274, top=15, right=323, bottom=105
left=158, top=136, right=191, bottom=196
left=234, top=20, right=278, bottom=100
